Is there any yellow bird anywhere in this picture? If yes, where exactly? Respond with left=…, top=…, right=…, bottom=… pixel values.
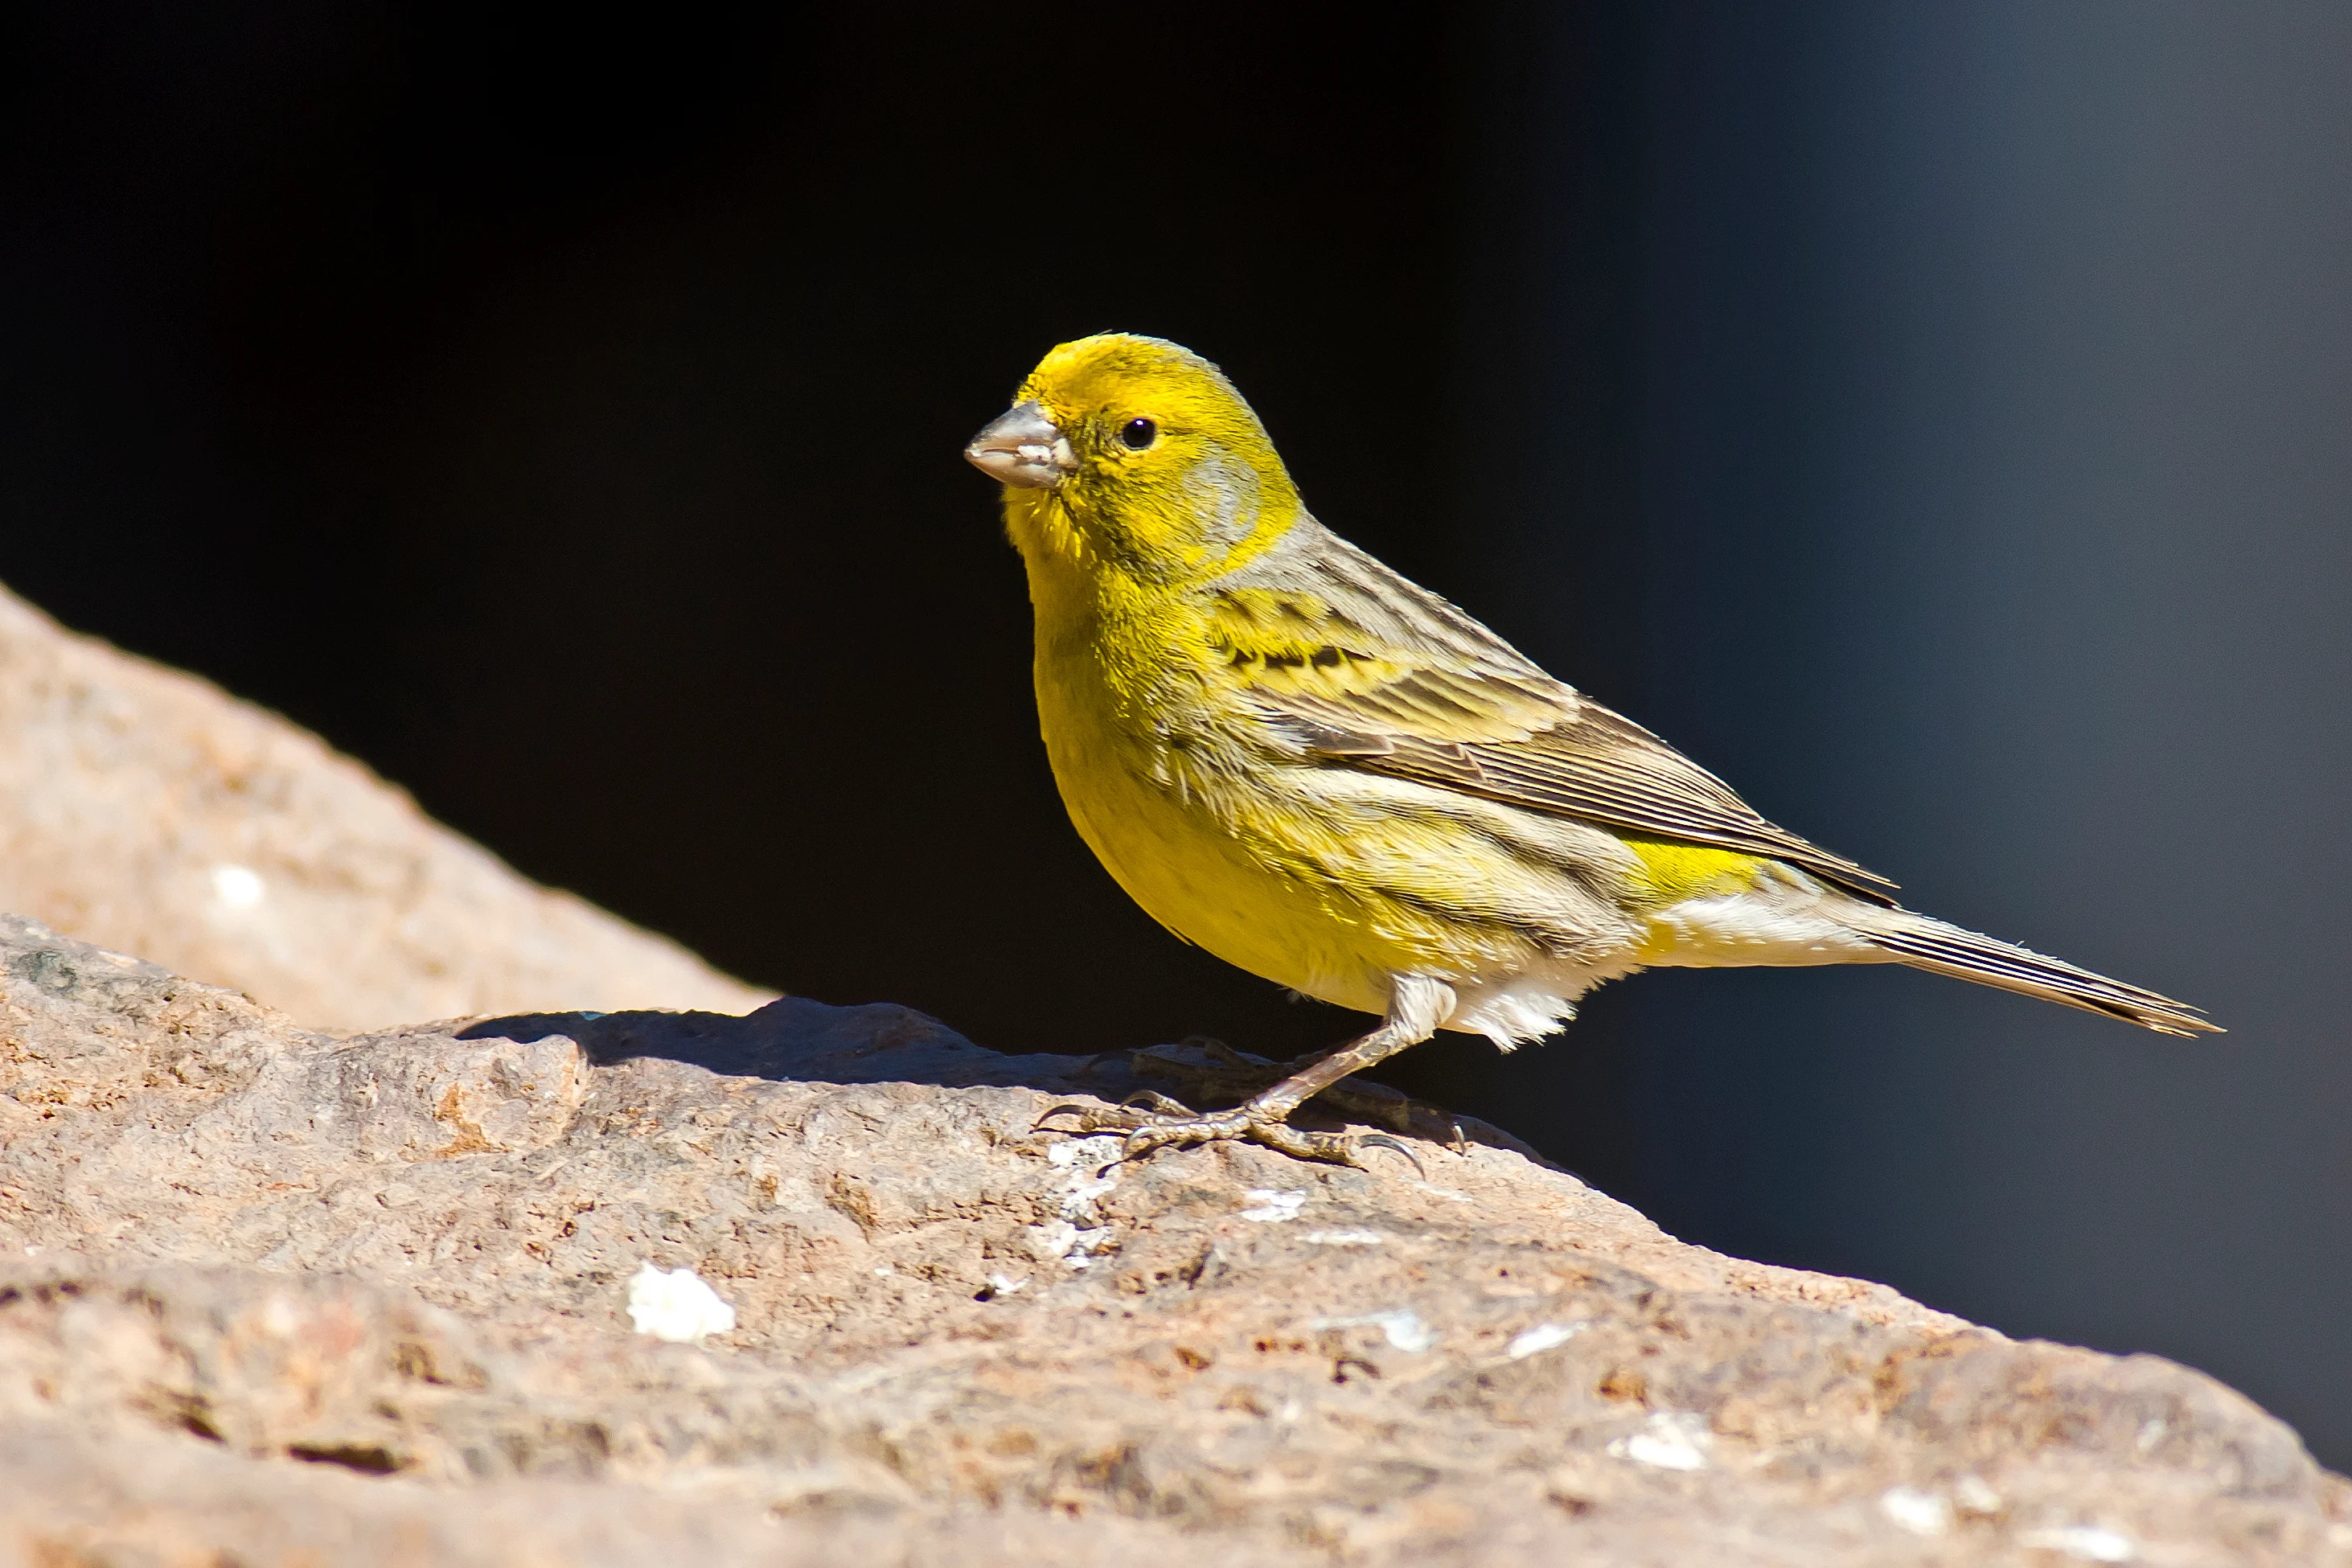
left=966, top=333, right=2216, bottom=1168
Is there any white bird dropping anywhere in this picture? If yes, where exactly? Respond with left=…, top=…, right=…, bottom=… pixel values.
left=626, top=1262, right=737, bottom=1344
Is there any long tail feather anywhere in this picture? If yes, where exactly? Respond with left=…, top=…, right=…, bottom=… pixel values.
left=1865, top=913, right=2220, bottom=1036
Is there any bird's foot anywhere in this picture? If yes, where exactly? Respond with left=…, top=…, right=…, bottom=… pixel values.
left=1130, top=1037, right=1470, bottom=1151
left=1032, top=1090, right=1425, bottom=1176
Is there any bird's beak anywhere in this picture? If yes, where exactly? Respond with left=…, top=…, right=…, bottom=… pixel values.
left=964, top=402, right=1077, bottom=489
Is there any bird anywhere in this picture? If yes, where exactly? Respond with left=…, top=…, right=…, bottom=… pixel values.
left=964, top=332, right=2216, bottom=1169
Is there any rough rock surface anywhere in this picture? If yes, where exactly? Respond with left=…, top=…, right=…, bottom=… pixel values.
left=0, top=916, right=2344, bottom=1565
left=0, top=584, right=771, bottom=1030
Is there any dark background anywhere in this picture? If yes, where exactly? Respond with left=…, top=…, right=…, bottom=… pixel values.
left=6, top=2, right=2347, bottom=1465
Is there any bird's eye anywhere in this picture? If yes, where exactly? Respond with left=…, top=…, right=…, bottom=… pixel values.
left=1119, top=417, right=1157, bottom=449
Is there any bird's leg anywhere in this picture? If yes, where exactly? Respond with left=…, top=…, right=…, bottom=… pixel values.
left=1127, top=1037, right=1467, bottom=1143
left=1037, top=977, right=1455, bottom=1170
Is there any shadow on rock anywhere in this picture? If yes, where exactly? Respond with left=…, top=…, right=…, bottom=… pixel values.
left=458, top=999, right=1542, bottom=1160
left=457, top=997, right=1088, bottom=1089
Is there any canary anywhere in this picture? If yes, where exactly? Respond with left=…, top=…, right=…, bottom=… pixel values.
left=966, top=333, right=2215, bottom=1168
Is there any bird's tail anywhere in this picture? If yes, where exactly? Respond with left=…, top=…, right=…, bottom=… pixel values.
left=1856, top=908, right=2220, bottom=1037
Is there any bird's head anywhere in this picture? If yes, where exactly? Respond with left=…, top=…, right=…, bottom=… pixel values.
left=965, top=334, right=1301, bottom=585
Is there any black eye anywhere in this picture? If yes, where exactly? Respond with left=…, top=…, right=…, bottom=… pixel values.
left=1119, top=417, right=1157, bottom=449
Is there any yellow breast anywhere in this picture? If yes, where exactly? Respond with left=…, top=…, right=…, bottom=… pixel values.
left=1012, top=511, right=1454, bottom=1012
left=1028, top=605, right=1369, bottom=1012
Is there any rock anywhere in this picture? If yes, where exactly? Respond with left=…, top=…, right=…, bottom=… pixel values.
left=0, top=915, right=2343, bottom=1565
left=0, top=584, right=772, bottom=1031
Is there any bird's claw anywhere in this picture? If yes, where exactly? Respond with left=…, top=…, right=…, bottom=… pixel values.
left=1035, top=1081, right=1438, bottom=1176
left=1357, top=1132, right=1427, bottom=1180
left=1112, top=1106, right=1367, bottom=1168
left=1127, top=1044, right=1472, bottom=1150
left=1032, top=1101, right=1133, bottom=1133
left=1030, top=1098, right=1171, bottom=1142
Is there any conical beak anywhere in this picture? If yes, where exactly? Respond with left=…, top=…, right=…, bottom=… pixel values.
left=964, top=402, right=1077, bottom=488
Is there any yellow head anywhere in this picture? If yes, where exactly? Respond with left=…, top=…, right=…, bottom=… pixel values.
left=965, top=334, right=1302, bottom=586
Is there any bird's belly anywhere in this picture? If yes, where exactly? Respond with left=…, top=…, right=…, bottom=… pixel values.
left=1041, top=716, right=1402, bottom=1016
left=1032, top=652, right=1636, bottom=1020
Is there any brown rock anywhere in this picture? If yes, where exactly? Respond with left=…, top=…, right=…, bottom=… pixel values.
left=0, top=584, right=772, bottom=1030
left=0, top=913, right=2344, bottom=1565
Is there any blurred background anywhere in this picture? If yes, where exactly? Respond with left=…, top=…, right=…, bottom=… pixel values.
left=4, top=0, right=2347, bottom=1463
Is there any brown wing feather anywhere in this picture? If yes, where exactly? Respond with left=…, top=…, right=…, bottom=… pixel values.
left=1214, top=520, right=1897, bottom=900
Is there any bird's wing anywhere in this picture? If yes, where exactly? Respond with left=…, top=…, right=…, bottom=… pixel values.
left=1210, top=523, right=1896, bottom=898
